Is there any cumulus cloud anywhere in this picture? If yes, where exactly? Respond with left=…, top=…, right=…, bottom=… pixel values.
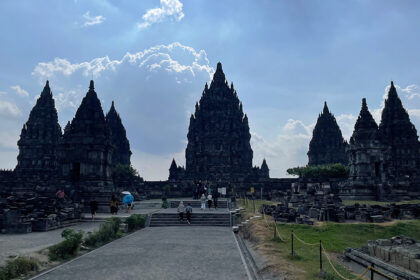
left=137, top=0, right=184, bottom=30
left=10, top=85, right=29, bottom=97
left=400, top=84, right=420, bottom=100
left=83, top=11, right=105, bottom=27
left=30, top=42, right=212, bottom=179
left=0, top=101, right=21, bottom=117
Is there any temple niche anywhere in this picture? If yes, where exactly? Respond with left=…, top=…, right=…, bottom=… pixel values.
left=15, top=81, right=62, bottom=193
left=307, top=102, right=348, bottom=166
left=57, top=80, right=114, bottom=206
left=170, top=62, right=269, bottom=182
left=106, top=101, right=132, bottom=166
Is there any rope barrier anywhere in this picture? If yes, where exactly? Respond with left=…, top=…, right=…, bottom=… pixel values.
left=246, top=200, right=396, bottom=280
left=321, top=243, right=370, bottom=280
left=292, top=233, right=318, bottom=246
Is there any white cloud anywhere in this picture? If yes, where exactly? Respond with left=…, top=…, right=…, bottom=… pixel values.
left=83, top=11, right=105, bottom=27
left=336, top=114, right=357, bottom=140
left=400, top=84, right=420, bottom=100
left=137, top=0, right=184, bottom=30
left=31, top=42, right=213, bottom=180
left=0, top=91, right=7, bottom=95
left=0, top=101, right=21, bottom=117
left=10, top=85, right=29, bottom=97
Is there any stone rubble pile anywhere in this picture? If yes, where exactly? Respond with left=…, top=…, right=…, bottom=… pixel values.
left=0, top=191, right=81, bottom=233
left=361, top=236, right=420, bottom=274
left=261, top=192, right=420, bottom=225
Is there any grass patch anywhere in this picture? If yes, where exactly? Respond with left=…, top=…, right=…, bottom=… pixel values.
left=274, top=220, right=420, bottom=279
left=0, top=257, right=39, bottom=280
left=125, top=214, right=147, bottom=232
left=83, top=217, right=123, bottom=248
left=239, top=200, right=420, bottom=279
left=48, top=228, right=83, bottom=261
left=342, top=199, right=420, bottom=206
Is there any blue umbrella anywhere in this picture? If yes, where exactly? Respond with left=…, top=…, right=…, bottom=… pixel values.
left=123, top=194, right=134, bottom=204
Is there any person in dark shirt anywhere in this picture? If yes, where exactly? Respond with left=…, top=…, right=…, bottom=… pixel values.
left=185, top=203, right=193, bottom=224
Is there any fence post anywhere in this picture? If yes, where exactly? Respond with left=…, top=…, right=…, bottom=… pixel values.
left=274, top=222, right=277, bottom=240
left=291, top=230, right=294, bottom=256
left=371, top=263, right=374, bottom=280
left=253, top=198, right=256, bottom=213
left=319, top=240, right=323, bottom=273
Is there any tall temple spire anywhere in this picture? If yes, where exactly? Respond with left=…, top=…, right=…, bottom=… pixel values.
left=378, top=80, right=419, bottom=175
left=106, top=101, right=132, bottom=166
left=350, top=98, right=378, bottom=145
left=307, top=102, right=347, bottom=165
left=16, top=81, right=62, bottom=173
left=184, top=62, right=254, bottom=180
left=89, top=80, right=95, bottom=91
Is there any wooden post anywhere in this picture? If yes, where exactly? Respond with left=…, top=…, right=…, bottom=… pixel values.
left=371, top=263, right=374, bottom=280
left=291, top=230, right=294, bottom=256
left=274, top=222, right=277, bottom=240
left=319, top=240, right=323, bottom=272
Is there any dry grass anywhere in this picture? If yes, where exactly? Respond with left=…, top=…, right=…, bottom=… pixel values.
left=242, top=218, right=306, bottom=280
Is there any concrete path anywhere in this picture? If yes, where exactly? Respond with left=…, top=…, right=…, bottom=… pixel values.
left=0, top=222, right=101, bottom=265
left=33, top=227, right=249, bottom=280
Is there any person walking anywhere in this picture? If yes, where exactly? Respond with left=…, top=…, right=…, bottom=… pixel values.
left=123, top=193, right=134, bottom=214
left=110, top=195, right=118, bottom=215
left=200, top=194, right=206, bottom=210
left=207, top=193, right=212, bottom=210
left=89, top=200, right=98, bottom=220
left=186, top=203, right=193, bottom=224
left=178, top=201, right=185, bottom=221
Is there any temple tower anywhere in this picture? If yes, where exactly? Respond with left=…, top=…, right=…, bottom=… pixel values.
left=106, top=101, right=132, bottom=166
left=57, top=81, right=114, bottom=205
left=184, top=62, right=255, bottom=181
left=307, top=102, right=348, bottom=166
left=378, top=81, right=420, bottom=178
left=15, top=81, right=62, bottom=192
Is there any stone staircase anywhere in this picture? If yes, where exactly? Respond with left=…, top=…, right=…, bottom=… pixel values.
left=149, top=212, right=231, bottom=227
left=134, top=201, right=162, bottom=209
left=169, top=200, right=228, bottom=208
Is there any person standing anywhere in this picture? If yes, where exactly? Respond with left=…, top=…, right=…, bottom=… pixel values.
left=178, top=201, right=185, bottom=221
left=110, top=195, right=118, bottom=215
left=213, top=190, right=219, bottom=210
left=200, top=194, right=206, bottom=210
left=185, top=203, right=193, bottom=224
left=89, top=200, right=98, bottom=220
left=207, top=193, right=212, bottom=210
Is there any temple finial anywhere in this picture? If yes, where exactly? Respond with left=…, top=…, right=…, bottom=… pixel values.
left=89, top=80, right=95, bottom=90
left=323, top=101, right=329, bottom=114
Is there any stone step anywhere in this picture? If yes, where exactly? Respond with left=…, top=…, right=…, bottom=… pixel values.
left=170, top=200, right=228, bottom=208
left=150, top=212, right=231, bottom=227
left=134, top=201, right=162, bottom=209
left=149, top=223, right=230, bottom=227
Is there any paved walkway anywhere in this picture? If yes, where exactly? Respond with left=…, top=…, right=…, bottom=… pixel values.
left=33, top=227, right=249, bottom=280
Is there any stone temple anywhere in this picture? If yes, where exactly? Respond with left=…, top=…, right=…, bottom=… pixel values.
left=337, top=82, right=420, bottom=200
left=169, top=62, right=268, bottom=182
left=307, top=102, right=348, bottom=166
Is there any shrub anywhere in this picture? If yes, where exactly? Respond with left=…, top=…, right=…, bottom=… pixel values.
left=0, top=257, right=39, bottom=280
left=49, top=229, right=84, bottom=261
left=286, top=164, right=349, bottom=179
left=83, top=217, right=122, bottom=248
left=162, top=200, right=168, bottom=209
left=125, top=214, right=147, bottom=232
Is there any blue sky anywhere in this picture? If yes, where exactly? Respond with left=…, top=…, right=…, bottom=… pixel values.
left=1, top=0, right=420, bottom=180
